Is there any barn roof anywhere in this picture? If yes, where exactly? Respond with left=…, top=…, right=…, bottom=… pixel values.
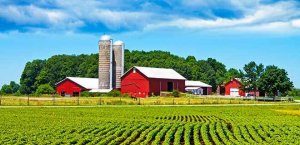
left=56, top=77, right=98, bottom=89
left=185, top=80, right=212, bottom=87
left=124, top=66, right=186, bottom=80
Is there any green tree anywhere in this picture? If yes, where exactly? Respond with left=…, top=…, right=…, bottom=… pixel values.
left=258, top=65, right=293, bottom=98
left=20, top=60, right=46, bottom=94
left=224, top=68, right=241, bottom=82
left=36, top=84, right=55, bottom=95
left=241, top=61, right=264, bottom=98
left=10, top=81, right=20, bottom=93
left=1, top=84, right=13, bottom=94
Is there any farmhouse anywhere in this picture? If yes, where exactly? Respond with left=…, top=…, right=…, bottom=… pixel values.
left=185, top=80, right=212, bottom=95
left=121, top=66, right=186, bottom=98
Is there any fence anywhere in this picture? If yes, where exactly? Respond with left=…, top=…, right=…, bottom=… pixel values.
left=0, top=96, right=293, bottom=106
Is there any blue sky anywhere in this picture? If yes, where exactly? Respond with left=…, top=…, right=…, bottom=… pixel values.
left=0, top=0, right=300, bottom=88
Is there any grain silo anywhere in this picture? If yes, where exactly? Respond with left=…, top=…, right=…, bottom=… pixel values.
left=112, top=40, right=124, bottom=89
left=99, top=35, right=112, bottom=90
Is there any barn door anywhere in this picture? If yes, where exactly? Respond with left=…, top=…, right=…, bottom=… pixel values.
left=167, top=82, right=173, bottom=92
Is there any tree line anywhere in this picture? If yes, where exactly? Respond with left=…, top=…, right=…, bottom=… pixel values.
left=0, top=49, right=296, bottom=96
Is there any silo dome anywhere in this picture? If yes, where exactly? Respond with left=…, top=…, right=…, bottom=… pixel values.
left=100, top=35, right=111, bottom=41
left=113, top=40, right=124, bottom=45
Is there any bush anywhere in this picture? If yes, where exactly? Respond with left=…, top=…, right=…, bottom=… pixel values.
left=36, top=84, right=55, bottom=95
left=172, top=90, right=180, bottom=97
left=107, top=90, right=122, bottom=97
left=80, top=91, right=102, bottom=97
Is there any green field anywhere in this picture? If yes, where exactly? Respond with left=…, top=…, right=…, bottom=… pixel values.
left=0, top=105, right=300, bottom=144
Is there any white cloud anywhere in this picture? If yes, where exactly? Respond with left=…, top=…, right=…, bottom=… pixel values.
left=291, top=19, right=300, bottom=28
left=145, top=1, right=300, bottom=33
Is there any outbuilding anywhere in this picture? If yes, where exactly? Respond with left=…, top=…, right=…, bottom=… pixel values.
left=224, top=78, right=245, bottom=97
left=185, top=80, right=212, bottom=95
left=55, top=77, right=99, bottom=96
left=121, top=66, right=186, bottom=98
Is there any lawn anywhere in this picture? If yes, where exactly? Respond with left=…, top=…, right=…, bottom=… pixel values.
left=0, top=105, right=299, bottom=144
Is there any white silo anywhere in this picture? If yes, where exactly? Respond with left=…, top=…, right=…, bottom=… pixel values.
left=112, top=40, right=124, bottom=89
left=99, top=35, right=113, bottom=90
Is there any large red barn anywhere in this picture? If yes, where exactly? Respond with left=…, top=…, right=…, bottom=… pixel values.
left=121, top=66, right=186, bottom=98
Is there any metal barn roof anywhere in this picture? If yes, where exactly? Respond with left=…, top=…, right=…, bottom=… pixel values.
left=185, top=80, right=212, bottom=87
left=133, top=66, right=186, bottom=80
left=57, top=77, right=99, bottom=89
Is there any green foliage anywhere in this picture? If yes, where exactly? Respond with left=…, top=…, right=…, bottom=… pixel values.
left=80, top=91, right=102, bottom=97
left=258, top=65, right=293, bottom=96
left=240, top=61, right=264, bottom=95
left=288, top=88, right=300, bottom=97
left=224, top=68, right=241, bottom=83
left=172, top=90, right=180, bottom=97
left=1, top=81, right=20, bottom=94
left=107, top=90, right=122, bottom=97
left=36, top=84, right=55, bottom=95
left=20, top=60, right=45, bottom=94
left=0, top=106, right=300, bottom=144
left=1, top=84, right=12, bottom=94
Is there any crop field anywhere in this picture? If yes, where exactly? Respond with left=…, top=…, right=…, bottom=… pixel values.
left=0, top=105, right=299, bottom=145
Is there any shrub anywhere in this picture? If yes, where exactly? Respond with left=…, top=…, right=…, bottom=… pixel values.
left=107, top=90, right=121, bottom=97
left=36, top=84, right=55, bottom=95
left=80, top=91, right=102, bottom=97
left=172, top=90, right=180, bottom=97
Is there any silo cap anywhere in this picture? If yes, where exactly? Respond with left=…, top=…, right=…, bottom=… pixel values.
left=100, top=35, right=111, bottom=41
left=113, top=40, right=124, bottom=45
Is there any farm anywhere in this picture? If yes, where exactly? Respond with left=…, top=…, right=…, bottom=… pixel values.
left=0, top=105, right=299, bottom=144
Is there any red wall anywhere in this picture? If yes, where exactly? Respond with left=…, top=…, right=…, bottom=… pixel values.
left=121, top=69, right=150, bottom=98
left=56, top=79, right=87, bottom=96
left=225, top=79, right=245, bottom=96
left=149, top=78, right=185, bottom=96
left=121, top=69, right=186, bottom=97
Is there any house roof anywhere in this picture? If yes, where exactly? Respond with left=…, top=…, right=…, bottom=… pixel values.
left=123, top=66, right=186, bottom=80
left=185, top=80, right=212, bottom=87
left=56, top=77, right=98, bottom=89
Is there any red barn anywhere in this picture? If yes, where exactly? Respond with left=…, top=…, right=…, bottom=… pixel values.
left=225, top=78, right=245, bottom=96
left=55, top=77, right=98, bottom=96
left=224, top=78, right=260, bottom=97
left=121, top=66, right=186, bottom=98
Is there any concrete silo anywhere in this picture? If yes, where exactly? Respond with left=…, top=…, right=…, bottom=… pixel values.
left=99, top=35, right=112, bottom=89
left=112, top=40, right=124, bottom=89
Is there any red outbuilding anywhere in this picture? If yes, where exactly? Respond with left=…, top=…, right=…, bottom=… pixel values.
left=55, top=77, right=98, bottom=96
left=121, top=66, right=186, bottom=98
left=223, top=78, right=260, bottom=97
left=224, top=78, right=245, bottom=96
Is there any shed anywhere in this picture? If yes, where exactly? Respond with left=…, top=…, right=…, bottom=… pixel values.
left=185, top=80, right=212, bottom=95
left=121, top=66, right=186, bottom=98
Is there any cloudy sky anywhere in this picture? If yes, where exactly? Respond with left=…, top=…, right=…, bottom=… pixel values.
left=0, top=0, right=300, bottom=87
